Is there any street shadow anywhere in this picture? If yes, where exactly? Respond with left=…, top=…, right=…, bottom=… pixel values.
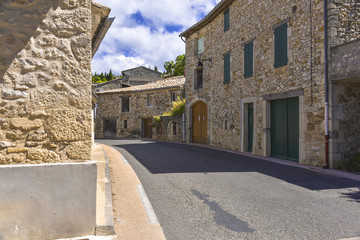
left=341, top=188, right=360, bottom=203
left=109, top=140, right=360, bottom=192
left=0, top=0, right=60, bottom=81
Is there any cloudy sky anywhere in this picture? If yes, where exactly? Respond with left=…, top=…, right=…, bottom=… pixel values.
left=92, top=0, right=220, bottom=75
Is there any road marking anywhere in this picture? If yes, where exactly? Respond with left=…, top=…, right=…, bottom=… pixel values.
left=121, top=156, right=129, bottom=165
left=136, top=185, right=160, bottom=225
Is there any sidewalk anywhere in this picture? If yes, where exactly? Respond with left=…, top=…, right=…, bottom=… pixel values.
left=92, top=143, right=166, bottom=240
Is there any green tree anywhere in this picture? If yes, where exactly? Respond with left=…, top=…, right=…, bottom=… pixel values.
left=173, top=54, right=185, bottom=76
left=164, top=61, right=175, bottom=75
left=154, top=65, right=158, bottom=72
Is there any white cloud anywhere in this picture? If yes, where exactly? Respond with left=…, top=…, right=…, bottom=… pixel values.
left=92, top=0, right=218, bottom=75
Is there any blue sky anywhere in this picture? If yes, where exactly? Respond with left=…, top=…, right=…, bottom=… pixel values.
left=92, top=0, right=220, bottom=75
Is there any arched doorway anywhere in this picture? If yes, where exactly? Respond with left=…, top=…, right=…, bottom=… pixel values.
left=192, top=101, right=207, bottom=144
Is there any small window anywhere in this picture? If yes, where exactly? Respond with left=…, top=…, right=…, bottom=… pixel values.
left=195, top=68, right=203, bottom=89
left=244, top=41, right=254, bottom=78
left=173, top=122, right=177, bottom=135
left=197, top=37, right=204, bottom=55
left=171, top=92, right=176, bottom=102
left=147, top=94, right=154, bottom=106
left=223, top=52, right=231, bottom=84
left=224, top=120, right=229, bottom=130
left=122, top=97, right=130, bottom=112
left=123, top=120, right=128, bottom=129
left=274, top=22, right=288, bottom=68
left=224, top=9, right=230, bottom=32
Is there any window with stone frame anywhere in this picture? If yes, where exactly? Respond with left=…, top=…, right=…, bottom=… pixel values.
left=274, top=22, right=288, bottom=68
left=147, top=94, right=154, bottom=107
left=171, top=92, right=176, bottom=102
left=197, top=36, right=204, bottom=55
left=123, top=120, right=128, bottom=129
left=194, top=67, right=203, bottom=89
left=122, top=97, right=130, bottom=112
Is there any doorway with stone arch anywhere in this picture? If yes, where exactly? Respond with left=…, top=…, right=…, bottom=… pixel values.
left=192, top=101, right=207, bottom=144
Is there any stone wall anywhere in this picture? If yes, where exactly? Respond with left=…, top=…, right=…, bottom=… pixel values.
left=95, top=87, right=183, bottom=139
left=0, top=0, right=93, bottom=164
left=184, top=0, right=327, bottom=166
left=152, top=115, right=184, bottom=142
left=329, top=0, right=360, bottom=47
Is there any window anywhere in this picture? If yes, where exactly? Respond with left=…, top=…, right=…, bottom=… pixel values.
left=195, top=68, right=203, bottom=89
left=197, top=36, right=204, bottom=55
left=171, top=92, right=176, bottom=102
left=123, top=120, right=127, bottom=129
left=122, top=97, right=130, bottom=112
left=223, top=52, right=231, bottom=84
left=224, top=9, right=230, bottom=32
left=173, top=122, right=177, bottom=135
left=244, top=41, right=254, bottom=78
left=147, top=94, right=154, bottom=106
left=274, top=22, right=288, bottom=68
left=224, top=120, right=229, bottom=130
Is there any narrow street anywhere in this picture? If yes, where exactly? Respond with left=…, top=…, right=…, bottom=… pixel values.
left=97, top=139, right=360, bottom=240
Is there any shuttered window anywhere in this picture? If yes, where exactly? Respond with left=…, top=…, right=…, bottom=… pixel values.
left=122, top=97, right=130, bottom=112
left=244, top=42, right=254, bottom=78
left=274, top=23, right=288, bottom=68
left=223, top=53, right=231, bottom=84
left=224, top=9, right=230, bottom=32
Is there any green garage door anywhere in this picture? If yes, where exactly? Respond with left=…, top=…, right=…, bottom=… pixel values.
left=271, top=97, right=299, bottom=161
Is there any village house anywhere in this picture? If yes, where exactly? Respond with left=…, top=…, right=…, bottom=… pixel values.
left=94, top=66, right=163, bottom=92
left=95, top=76, right=185, bottom=140
left=0, top=0, right=112, bottom=238
left=180, top=0, right=360, bottom=168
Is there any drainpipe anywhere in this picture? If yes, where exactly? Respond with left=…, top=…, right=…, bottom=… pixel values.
left=182, top=113, right=186, bottom=142
left=324, top=0, right=330, bottom=168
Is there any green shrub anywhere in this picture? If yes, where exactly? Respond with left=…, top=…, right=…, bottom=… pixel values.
left=338, top=155, right=360, bottom=172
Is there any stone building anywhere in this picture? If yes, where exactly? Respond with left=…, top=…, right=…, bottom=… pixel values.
left=95, top=76, right=185, bottom=139
left=180, top=0, right=360, bottom=168
left=94, top=66, right=163, bottom=92
left=0, top=0, right=112, bottom=239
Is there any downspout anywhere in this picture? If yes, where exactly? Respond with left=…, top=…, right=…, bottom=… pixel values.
left=324, top=0, right=330, bottom=168
left=182, top=113, right=186, bottom=142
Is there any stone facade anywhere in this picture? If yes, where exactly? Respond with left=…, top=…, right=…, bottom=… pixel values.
left=94, top=66, right=163, bottom=92
left=0, top=0, right=111, bottom=164
left=181, top=0, right=360, bottom=167
left=152, top=115, right=184, bottom=143
left=95, top=77, right=185, bottom=139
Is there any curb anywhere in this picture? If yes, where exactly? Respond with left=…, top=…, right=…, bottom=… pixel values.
left=95, top=146, right=116, bottom=236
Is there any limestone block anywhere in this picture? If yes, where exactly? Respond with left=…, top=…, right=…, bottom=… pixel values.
left=0, top=141, right=15, bottom=149
left=53, top=81, right=68, bottom=91
left=66, top=141, right=91, bottom=160
left=20, top=73, right=37, bottom=88
left=27, top=148, right=60, bottom=162
left=7, top=148, right=28, bottom=153
left=61, top=60, right=90, bottom=87
left=6, top=153, right=26, bottom=163
left=30, top=110, right=49, bottom=119
left=27, top=130, right=47, bottom=141
left=43, top=8, right=91, bottom=37
left=25, top=141, right=41, bottom=147
left=9, top=0, right=37, bottom=6
left=0, top=153, right=5, bottom=164
left=6, top=131, right=25, bottom=140
left=71, top=34, right=91, bottom=62
left=46, top=109, right=91, bottom=141
left=10, top=118, right=42, bottom=131
left=2, top=89, right=27, bottom=100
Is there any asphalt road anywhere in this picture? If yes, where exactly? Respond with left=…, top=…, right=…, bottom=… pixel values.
left=97, top=139, right=360, bottom=240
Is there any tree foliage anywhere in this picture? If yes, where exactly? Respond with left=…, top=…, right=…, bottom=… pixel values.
left=92, top=69, right=118, bottom=83
left=163, top=54, right=185, bottom=76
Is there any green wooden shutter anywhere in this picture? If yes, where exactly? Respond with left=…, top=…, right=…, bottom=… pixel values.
left=244, top=42, right=253, bottom=78
left=224, top=9, right=230, bottom=32
left=224, top=53, right=231, bottom=84
left=274, top=23, right=288, bottom=68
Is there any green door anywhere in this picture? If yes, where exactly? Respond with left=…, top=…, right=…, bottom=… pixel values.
left=247, top=103, right=254, bottom=152
left=271, top=97, right=299, bottom=161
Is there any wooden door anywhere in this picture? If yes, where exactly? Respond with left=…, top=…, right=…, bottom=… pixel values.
left=192, top=101, right=207, bottom=144
left=144, top=119, right=152, bottom=138
left=247, top=103, right=254, bottom=152
left=271, top=97, right=299, bottom=161
left=103, top=119, right=117, bottom=138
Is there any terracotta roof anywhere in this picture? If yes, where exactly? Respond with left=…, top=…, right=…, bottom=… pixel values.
left=180, top=0, right=234, bottom=38
left=96, top=76, right=185, bottom=94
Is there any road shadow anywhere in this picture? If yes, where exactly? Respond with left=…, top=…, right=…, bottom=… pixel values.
left=341, top=188, right=360, bottom=203
left=108, top=140, right=360, bottom=192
